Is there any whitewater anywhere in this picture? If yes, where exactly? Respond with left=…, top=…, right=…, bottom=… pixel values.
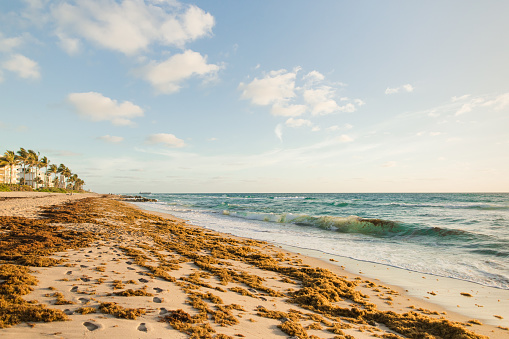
left=131, top=193, right=509, bottom=290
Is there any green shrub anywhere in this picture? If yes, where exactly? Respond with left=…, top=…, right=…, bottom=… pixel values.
left=0, top=184, right=11, bottom=192
left=36, top=187, right=67, bottom=193
left=0, top=184, right=33, bottom=192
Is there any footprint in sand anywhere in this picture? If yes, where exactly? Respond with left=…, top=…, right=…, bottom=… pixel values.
left=126, top=261, right=133, bottom=265
left=139, top=278, right=149, bottom=283
left=137, top=323, right=148, bottom=332
left=127, top=267, right=135, bottom=270
left=80, top=265, right=88, bottom=268
left=64, top=309, right=73, bottom=315
left=83, top=322, right=99, bottom=331
left=88, top=250, right=93, bottom=253
left=153, top=287, right=163, bottom=293
left=80, top=277, right=90, bottom=282
left=79, top=298, right=89, bottom=304
left=70, top=286, right=78, bottom=292
left=66, top=271, right=73, bottom=275
left=153, top=297, right=162, bottom=303
left=159, top=308, right=168, bottom=315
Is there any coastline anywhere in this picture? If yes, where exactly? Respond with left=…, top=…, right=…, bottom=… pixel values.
left=133, top=200, right=509, bottom=327
left=0, top=192, right=507, bottom=338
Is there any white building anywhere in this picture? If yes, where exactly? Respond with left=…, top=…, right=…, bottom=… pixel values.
left=0, top=164, right=21, bottom=184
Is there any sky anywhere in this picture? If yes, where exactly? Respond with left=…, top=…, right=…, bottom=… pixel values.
left=1, top=0, right=508, bottom=193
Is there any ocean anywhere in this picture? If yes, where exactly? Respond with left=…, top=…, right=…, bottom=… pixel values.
left=130, top=193, right=509, bottom=290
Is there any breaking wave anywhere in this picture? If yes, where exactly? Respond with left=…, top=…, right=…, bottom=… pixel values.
left=220, top=210, right=472, bottom=239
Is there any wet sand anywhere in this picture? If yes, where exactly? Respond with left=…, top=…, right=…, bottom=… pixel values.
left=0, top=192, right=507, bottom=338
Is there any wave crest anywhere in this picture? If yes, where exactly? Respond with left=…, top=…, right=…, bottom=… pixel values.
left=220, top=210, right=475, bottom=240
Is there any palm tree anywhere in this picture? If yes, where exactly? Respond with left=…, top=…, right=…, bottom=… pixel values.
left=52, top=176, right=59, bottom=188
left=47, top=164, right=58, bottom=188
left=39, top=156, right=49, bottom=188
left=0, top=151, right=19, bottom=184
left=35, top=176, right=44, bottom=188
left=16, top=148, right=29, bottom=185
left=69, top=173, right=78, bottom=190
left=63, top=168, right=72, bottom=189
left=76, top=178, right=85, bottom=191
left=27, top=150, right=40, bottom=187
left=57, top=164, right=66, bottom=188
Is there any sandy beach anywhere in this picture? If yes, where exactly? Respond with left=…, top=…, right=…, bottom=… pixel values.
left=0, top=192, right=507, bottom=338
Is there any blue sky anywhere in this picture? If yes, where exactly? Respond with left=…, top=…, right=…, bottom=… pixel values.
left=1, top=0, right=508, bottom=193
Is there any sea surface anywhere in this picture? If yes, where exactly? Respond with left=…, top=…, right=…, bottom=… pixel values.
left=131, top=193, right=509, bottom=290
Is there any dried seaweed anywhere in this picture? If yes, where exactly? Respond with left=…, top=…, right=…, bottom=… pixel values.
left=99, top=302, right=146, bottom=319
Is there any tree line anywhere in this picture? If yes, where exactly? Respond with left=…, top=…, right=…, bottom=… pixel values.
left=0, top=148, right=85, bottom=191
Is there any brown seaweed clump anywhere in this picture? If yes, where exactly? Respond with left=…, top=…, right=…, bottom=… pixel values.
left=113, top=286, right=153, bottom=297
left=75, top=307, right=97, bottom=315
left=0, top=200, right=98, bottom=328
left=99, top=302, right=146, bottom=319
left=0, top=264, right=68, bottom=328
left=161, top=309, right=217, bottom=338
left=278, top=320, right=310, bottom=338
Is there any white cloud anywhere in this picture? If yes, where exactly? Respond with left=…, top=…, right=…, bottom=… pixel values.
left=402, top=84, right=414, bottom=92
left=303, top=86, right=360, bottom=116
left=311, top=126, right=321, bottom=132
left=51, top=0, right=214, bottom=55
left=327, top=125, right=340, bottom=131
left=354, top=99, right=365, bottom=106
left=68, top=92, right=144, bottom=126
left=140, top=50, right=220, bottom=94
left=455, top=103, right=473, bottom=116
left=0, top=33, right=24, bottom=52
left=451, top=94, right=470, bottom=102
left=303, top=70, right=325, bottom=83
left=455, top=97, right=485, bottom=116
left=97, top=135, right=124, bottom=143
left=337, top=134, right=353, bottom=143
left=146, top=133, right=185, bottom=148
left=337, top=103, right=356, bottom=113
left=303, top=86, right=340, bottom=115
left=483, top=92, right=509, bottom=110
left=239, top=69, right=297, bottom=106
left=2, top=54, right=40, bottom=79
left=240, top=67, right=364, bottom=119
left=285, top=118, right=312, bottom=128
left=385, top=84, right=414, bottom=95
left=275, top=124, right=283, bottom=141
left=57, top=33, right=80, bottom=55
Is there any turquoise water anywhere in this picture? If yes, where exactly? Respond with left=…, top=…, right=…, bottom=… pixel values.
left=131, top=193, right=509, bottom=289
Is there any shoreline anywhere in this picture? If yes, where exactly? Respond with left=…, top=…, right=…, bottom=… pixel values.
left=0, top=192, right=507, bottom=338
left=133, top=201, right=509, bottom=328
left=135, top=204, right=509, bottom=333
